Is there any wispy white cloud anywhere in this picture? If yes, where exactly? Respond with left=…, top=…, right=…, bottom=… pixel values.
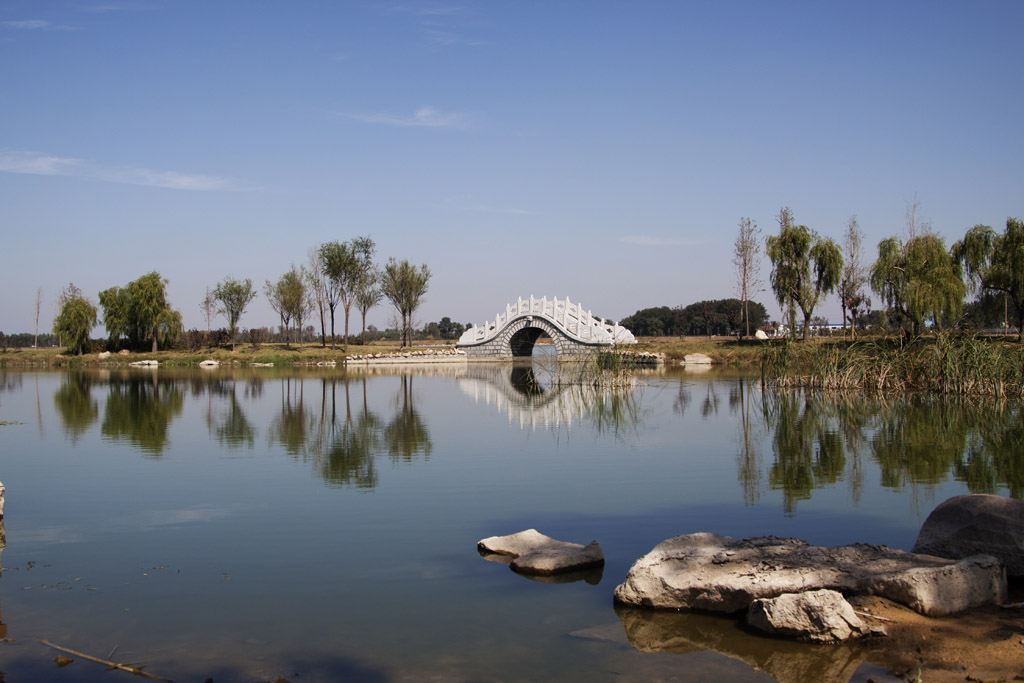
left=1, top=19, right=78, bottom=30
left=0, top=149, right=255, bottom=191
left=619, top=235, right=694, bottom=247
left=344, top=106, right=471, bottom=129
left=0, top=150, right=82, bottom=175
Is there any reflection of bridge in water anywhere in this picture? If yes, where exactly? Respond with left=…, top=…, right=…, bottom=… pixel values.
left=458, top=362, right=642, bottom=431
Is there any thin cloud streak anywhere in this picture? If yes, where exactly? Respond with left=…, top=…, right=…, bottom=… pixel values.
left=0, top=149, right=256, bottom=191
left=1, top=19, right=79, bottom=30
left=344, top=106, right=470, bottom=129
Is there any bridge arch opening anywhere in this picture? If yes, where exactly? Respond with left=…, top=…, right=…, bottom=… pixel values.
left=508, top=325, right=550, bottom=357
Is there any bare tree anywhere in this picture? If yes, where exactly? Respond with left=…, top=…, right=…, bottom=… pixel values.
left=838, top=215, right=869, bottom=338
left=905, top=193, right=932, bottom=240
left=34, top=287, right=43, bottom=348
left=199, top=286, right=217, bottom=333
left=733, top=217, right=762, bottom=339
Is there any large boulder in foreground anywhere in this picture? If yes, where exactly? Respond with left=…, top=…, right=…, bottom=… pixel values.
left=477, top=529, right=604, bottom=575
left=913, top=494, right=1024, bottom=578
left=746, top=589, right=879, bottom=642
left=613, top=532, right=1006, bottom=617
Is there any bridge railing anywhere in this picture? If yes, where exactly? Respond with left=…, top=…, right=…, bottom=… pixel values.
left=459, top=296, right=636, bottom=346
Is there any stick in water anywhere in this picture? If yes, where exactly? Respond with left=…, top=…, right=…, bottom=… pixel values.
left=40, top=640, right=173, bottom=682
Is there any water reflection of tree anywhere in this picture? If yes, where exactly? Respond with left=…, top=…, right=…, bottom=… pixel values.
left=383, top=375, right=432, bottom=463
left=53, top=373, right=98, bottom=442
left=731, top=380, right=762, bottom=505
left=100, top=375, right=184, bottom=455
left=956, top=403, right=1024, bottom=497
left=871, top=397, right=1024, bottom=499
left=759, top=388, right=1024, bottom=507
left=199, top=377, right=256, bottom=449
left=763, top=391, right=848, bottom=513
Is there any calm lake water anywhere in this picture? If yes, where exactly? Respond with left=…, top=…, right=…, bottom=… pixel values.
left=0, top=363, right=1020, bottom=682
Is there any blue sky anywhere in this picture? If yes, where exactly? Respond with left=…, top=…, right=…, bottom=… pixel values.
left=2, top=1, right=1022, bottom=335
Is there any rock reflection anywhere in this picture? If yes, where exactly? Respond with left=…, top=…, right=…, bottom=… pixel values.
left=477, top=548, right=603, bottom=584
left=614, top=604, right=866, bottom=683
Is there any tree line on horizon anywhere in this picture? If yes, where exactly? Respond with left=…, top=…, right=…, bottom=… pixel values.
left=40, top=236, right=433, bottom=355
left=9, top=201, right=1024, bottom=353
left=620, top=200, right=1024, bottom=343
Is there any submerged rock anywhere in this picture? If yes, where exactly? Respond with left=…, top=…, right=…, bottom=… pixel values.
left=477, top=529, right=604, bottom=575
left=913, top=494, right=1024, bottom=578
left=746, top=589, right=880, bottom=642
left=613, top=532, right=1006, bottom=617
left=681, top=353, right=713, bottom=365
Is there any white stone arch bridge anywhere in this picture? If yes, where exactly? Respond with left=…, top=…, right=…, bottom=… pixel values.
left=456, top=296, right=636, bottom=359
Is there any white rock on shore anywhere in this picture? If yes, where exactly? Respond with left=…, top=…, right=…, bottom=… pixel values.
left=613, top=532, right=1006, bottom=617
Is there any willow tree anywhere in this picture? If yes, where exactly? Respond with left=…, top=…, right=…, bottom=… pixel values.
left=381, top=258, right=431, bottom=347
left=952, top=217, right=1024, bottom=342
left=870, top=233, right=964, bottom=335
left=765, top=207, right=843, bottom=340
left=53, top=288, right=97, bottom=355
left=99, top=271, right=182, bottom=352
left=265, top=266, right=307, bottom=347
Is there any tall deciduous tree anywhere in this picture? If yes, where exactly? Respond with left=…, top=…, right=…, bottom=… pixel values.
left=871, top=233, right=964, bottom=335
left=265, top=266, right=308, bottom=347
left=292, top=265, right=313, bottom=348
left=53, top=286, right=97, bottom=355
left=213, top=276, right=257, bottom=350
left=306, top=248, right=328, bottom=347
left=381, top=258, right=431, bottom=347
left=355, top=268, right=382, bottom=346
left=952, top=217, right=1024, bottom=341
left=837, top=215, right=869, bottom=339
left=320, top=236, right=375, bottom=351
left=765, top=207, right=843, bottom=340
left=99, top=271, right=182, bottom=352
left=733, top=217, right=762, bottom=339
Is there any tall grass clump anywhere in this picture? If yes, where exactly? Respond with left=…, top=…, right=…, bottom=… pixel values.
left=762, top=335, right=1024, bottom=397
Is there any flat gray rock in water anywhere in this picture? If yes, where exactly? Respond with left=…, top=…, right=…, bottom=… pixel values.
left=913, top=494, right=1024, bottom=578
left=613, top=532, right=1006, bottom=616
left=478, top=528, right=604, bottom=575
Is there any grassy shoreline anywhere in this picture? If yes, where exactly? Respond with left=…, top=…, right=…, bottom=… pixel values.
left=6, top=334, right=1024, bottom=399
left=0, top=336, right=769, bottom=368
